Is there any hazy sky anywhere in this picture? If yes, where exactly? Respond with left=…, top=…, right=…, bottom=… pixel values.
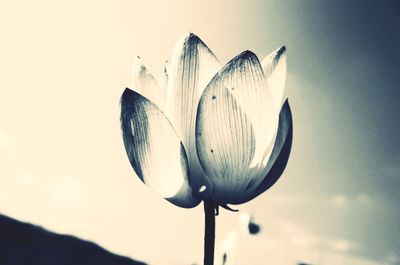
left=1, top=1, right=399, bottom=264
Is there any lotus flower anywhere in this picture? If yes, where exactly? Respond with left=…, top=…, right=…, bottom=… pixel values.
left=120, top=33, right=292, bottom=209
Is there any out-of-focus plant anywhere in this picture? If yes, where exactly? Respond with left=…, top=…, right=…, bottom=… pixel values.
left=219, top=213, right=261, bottom=265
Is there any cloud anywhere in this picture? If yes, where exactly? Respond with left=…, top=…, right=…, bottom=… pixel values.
left=384, top=253, right=400, bottom=265
left=384, top=155, right=400, bottom=177
left=329, top=239, right=353, bottom=252
left=331, top=194, right=350, bottom=207
left=218, top=219, right=378, bottom=265
left=356, top=193, right=373, bottom=206
left=330, top=193, right=375, bottom=208
left=268, top=192, right=375, bottom=210
left=279, top=221, right=321, bottom=247
left=267, top=193, right=308, bottom=206
left=382, top=155, right=400, bottom=198
left=278, top=220, right=357, bottom=253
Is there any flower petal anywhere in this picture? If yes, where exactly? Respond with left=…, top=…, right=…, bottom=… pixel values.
left=159, top=60, right=169, bottom=95
left=128, top=56, right=165, bottom=110
left=195, top=50, right=277, bottom=204
left=231, top=100, right=293, bottom=204
left=120, top=88, right=199, bottom=208
left=166, top=32, right=220, bottom=194
left=261, top=46, right=287, bottom=112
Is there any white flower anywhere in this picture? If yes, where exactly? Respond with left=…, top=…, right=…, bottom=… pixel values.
left=120, top=33, right=292, bottom=208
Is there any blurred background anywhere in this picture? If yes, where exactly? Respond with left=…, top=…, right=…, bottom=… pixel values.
left=0, top=0, right=399, bottom=264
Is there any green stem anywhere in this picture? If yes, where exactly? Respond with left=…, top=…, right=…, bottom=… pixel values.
left=203, top=199, right=215, bottom=265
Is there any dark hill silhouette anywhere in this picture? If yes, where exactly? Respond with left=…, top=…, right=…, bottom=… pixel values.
left=0, top=214, right=147, bottom=265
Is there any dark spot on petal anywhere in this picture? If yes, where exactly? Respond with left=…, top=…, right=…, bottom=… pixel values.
left=210, top=149, right=214, bottom=153
left=212, top=95, right=216, bottom=100
left=231, top=87, right=235, bottom=90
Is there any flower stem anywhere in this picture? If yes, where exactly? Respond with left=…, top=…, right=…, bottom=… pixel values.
left=203, top=199, right=215, bottom=265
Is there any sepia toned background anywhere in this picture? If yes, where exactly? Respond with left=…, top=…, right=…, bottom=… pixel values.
left=1, top=0, right=399, bottom=264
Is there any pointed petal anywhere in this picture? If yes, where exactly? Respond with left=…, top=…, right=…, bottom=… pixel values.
left=232, top=100, right=293, bottom=204
left=166, top=33, right=220, bottom=193
left=196, top=51, right=277, bottom=204
left=120, top=88, right=199, bottom=208
left=159, top=60, right=169, bottom=95
left=261, top=46, right=287, bottom=112
left=128, top=56, right=165, bottom=110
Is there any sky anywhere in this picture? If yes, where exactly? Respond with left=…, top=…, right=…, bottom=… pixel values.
left=0, top=0, right=399, bottom=264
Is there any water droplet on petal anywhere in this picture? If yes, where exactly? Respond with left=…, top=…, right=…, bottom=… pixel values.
left=199, top=185, right=207, bottom=193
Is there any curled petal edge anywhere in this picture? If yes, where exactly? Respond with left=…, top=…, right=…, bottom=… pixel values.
left=120, top=88, right=200, bottom=208
left=231, top=99, right=293, bottom=204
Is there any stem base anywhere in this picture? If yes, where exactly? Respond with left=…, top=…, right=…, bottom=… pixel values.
left=203, top=199, right=215, bottom=265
